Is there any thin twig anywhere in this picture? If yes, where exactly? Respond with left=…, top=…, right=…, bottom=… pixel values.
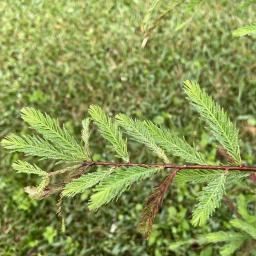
left=81, top=161, right=256, bottom=172
left=48, top=164, right=81, bottom=177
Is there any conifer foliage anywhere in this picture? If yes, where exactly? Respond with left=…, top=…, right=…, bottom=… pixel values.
left=1, top=81, right=249, bottom=234
left=169, top=195, right=256, bottom=256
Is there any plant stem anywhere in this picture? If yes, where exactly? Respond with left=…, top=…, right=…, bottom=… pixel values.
left=81, top=161, right=256, bottom=172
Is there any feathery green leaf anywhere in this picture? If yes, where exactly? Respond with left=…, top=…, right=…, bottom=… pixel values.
left=1, top=134, right=71, bottom=161
left=192, top=173, right=226, bottom=226
left=89, top=105, right=129, bottom=162
left=176, top=170, right=249, bottom=184
left=175, top=170, right=220, bottom=183
left=89, top=167, right=160, bottom=211
left=184, top=81, right=241, bottom=164
left=21, top=107, right=86, bottom=160
left=81, top=118, right=91, bottom=159
left=116, top=114, right=169, bottom=163
left=119, top=118, right=209, bottom=183
left=63, top=169, right=112, bottom=197
left=143, top=120, right=206, bottom=164
left=12, top=160, right=47, bottom=176
left=226, top=171, right=250, bottom=183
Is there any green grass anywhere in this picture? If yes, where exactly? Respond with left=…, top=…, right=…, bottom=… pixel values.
left=0, top=0, right=256, bottom=255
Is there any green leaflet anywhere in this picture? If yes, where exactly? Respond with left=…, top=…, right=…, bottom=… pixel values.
left=63, top=170, right=112, bottom=197
left=89, top=167, right=160, bottom=211
left=12, top=160, right=50, bottom=197
left=184, top=81, right=241, bottom=164
left=175, top=170, right=220, bottom=183
left=89, top=105, right=129, bottom=162
left=1, top=134, right=70, bottom=161
left=143, top=120, right=206, bottom=164
left=12, top=160, right=47, bottom=176
left=192, top=173, right=226, bottom=226
left=21, top=107, right=86, bottom=161
left=141, top=119, right=212, bottom=186
left=81, top=118, right=91, bottom=159
left=176, top=170, right=249, bottom=184
left=116, top=114, right=169, bottom=163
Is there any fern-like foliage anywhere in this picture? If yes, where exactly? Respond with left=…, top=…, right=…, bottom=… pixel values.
left=192, top=173, right=226, bottom=226
left=143, top=120, right=206, bottom=164
left=1, top=80, right=251, bottom=236
left=233, top=23, right=256, bottom=37
left=12, top=160, right=50, bottom=195
left=184, top=80, right=241, bottom=164
left=63, top=169, right=112, bottom=197
left=21, top=107, right=86, bottom=161
left=81, top=118, right=91, bottom=159
left=141, top=120, right=215, bottom=184
left=175, top=170, right=220, bottom=183
left=116, top=114, right=169, bottom=163
left=176, top=170, right=249, bottom=184
left=169, top=196, right=256, bottom=255
left=12, top=160, right=47, bottom=176
left=1, top=134, right=69, bottom=160
left=89, top=105, right=129, bottom=162
left=89, top=167, right=160, bottom=211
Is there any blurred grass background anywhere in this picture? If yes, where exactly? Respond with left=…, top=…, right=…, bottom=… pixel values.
left=0, top=0, right=255, bottom=255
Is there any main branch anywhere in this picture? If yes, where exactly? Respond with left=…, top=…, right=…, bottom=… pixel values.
left=81, top=161, right=256, bottom=172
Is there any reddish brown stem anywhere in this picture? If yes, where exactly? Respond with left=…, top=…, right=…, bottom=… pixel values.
left=81, top=161, right=256, bottom=172
left=139, top=170, right=178, bottom=236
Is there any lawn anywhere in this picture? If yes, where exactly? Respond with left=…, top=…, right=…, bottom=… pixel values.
left=0, top=1, right=255, bottom=255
